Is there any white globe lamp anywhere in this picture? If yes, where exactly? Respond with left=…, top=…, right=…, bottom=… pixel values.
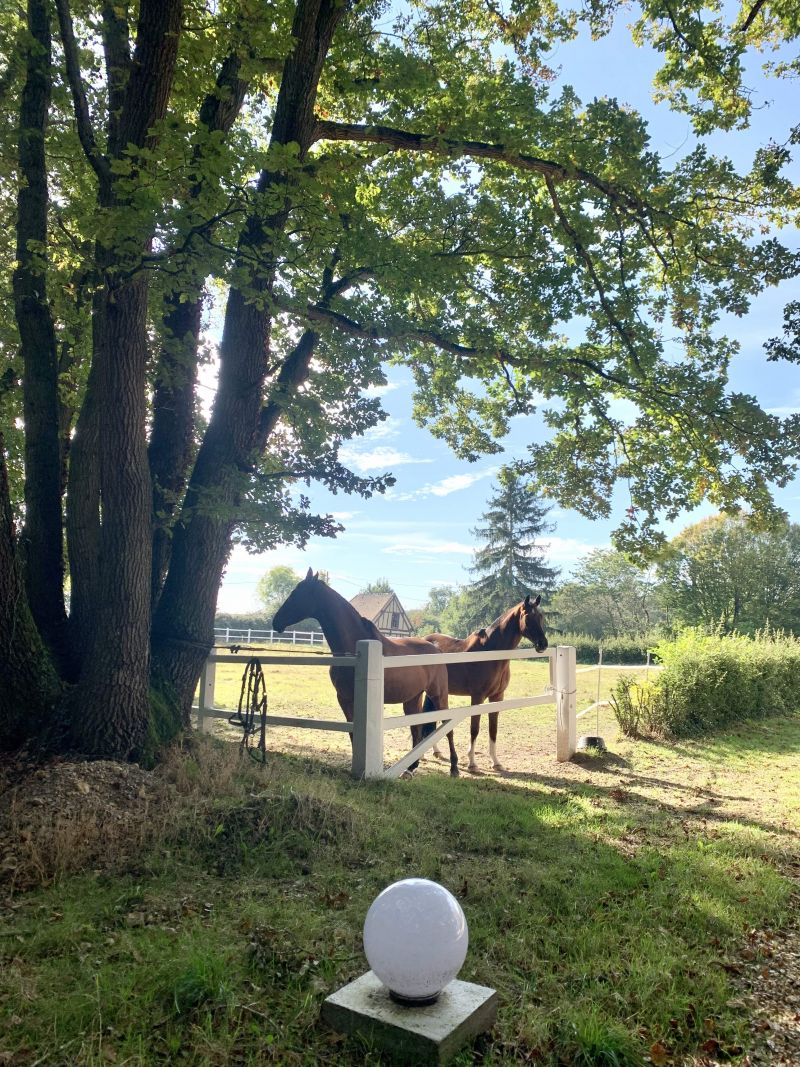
left=363, top=878, right=469, bottom=1005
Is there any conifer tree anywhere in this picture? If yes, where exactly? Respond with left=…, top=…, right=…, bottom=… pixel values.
left=468, top=469, right=559, bottom=622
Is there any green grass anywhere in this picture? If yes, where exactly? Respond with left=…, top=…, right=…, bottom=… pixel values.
left=1, top=708, right=798, bottom=1066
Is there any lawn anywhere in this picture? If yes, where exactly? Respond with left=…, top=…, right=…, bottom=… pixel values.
left=1, top=681, right=798, bottom=1065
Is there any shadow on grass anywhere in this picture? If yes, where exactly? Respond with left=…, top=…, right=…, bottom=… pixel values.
left=483, top=766, right=799, bottom=844
left=642, top=713, right=800, bottom=760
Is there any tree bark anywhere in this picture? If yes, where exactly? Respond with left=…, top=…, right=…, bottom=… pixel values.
left=0, top=432, right=61, bottom=750
left=67, top=0, right=183, bottom=757
left=152, top=0, right=347, bottom=714
left=13, top=0, right=70, bottom=668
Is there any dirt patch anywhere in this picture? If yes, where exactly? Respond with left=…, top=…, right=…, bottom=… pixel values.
left=0, top=756, right=169, bottom=890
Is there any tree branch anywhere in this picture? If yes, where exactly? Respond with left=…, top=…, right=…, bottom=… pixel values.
left=545, top=176, right=644, bottom=373
left=54, top=0, right=112, bottom=192
left=313, top=117, right=649, bottom=216
left=737, top=0, right=767, bottom=33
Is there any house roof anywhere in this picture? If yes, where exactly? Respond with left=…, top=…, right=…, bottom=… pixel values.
left=349, top=592, right=394, bottom=621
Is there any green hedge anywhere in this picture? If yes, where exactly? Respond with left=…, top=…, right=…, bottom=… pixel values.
left=553, top=631, right=661, bottom=665
left=610, top=629, right=800, bottom=738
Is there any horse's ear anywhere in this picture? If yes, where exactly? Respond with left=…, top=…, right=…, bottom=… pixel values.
left=305, top=567, right=314, bottom=580
left=533, top=594, right=541, bottom=607
left=478, top=628, right=487, bottom=638
left=523, top=594, right=531, bottom=608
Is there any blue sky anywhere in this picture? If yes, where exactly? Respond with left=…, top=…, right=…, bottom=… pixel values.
left=215, top=14, right=800, bottom=614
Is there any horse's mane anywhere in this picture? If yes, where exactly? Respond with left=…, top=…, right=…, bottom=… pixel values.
left=359, top=615, right=384, bottom=641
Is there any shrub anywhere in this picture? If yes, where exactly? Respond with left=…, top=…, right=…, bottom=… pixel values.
left=610, top=629, right=800, bottom=738
left=553, top=631, right=661, bottom=665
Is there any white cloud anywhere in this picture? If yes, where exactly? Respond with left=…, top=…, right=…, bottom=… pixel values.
left=360, top=416, right=403, bottom=441
left=766, top=389, right=800, bottom=417
left=389, top=466, right=498, bottom=501
left=542, top=536, right=610, bottom=566
left=383, top=536, right=474, bottom=556
left=340, top=445, right=434, bottom=473
left=364, top=381, right=401, bottom=397
left=767, top=405, right=800, bottom=416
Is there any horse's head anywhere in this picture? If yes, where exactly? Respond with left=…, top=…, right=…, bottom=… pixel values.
left=464, top=627, right=488, bottom=649
left=519, top=594, right=548, bottom=652
left=272, top=568, right=320, bottom=632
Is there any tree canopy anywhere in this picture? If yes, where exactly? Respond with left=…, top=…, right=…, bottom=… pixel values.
left=255, top=565, right=301, bottom=618
left=1, top=0, right=798, bottom=757
left=657, top=513, right=800, bottom=634
left=550, top=548, right=663, bottom=637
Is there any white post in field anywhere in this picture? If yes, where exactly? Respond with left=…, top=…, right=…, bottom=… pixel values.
left=197, top=657, right=216, bottom=732
left=556, top=645, right=577, bottom=761
left=351, top=640, right=384, bottom=779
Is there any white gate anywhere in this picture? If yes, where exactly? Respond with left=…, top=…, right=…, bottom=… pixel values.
left=195, top=642, right=577, bottom=778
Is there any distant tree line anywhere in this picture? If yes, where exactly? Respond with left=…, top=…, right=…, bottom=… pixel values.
left=407, top=513, right=800, bottom=641
left=233, top=505, right=800, bottom=644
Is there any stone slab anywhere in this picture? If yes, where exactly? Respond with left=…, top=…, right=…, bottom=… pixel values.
left=321, top=970, right=498, bottom=1065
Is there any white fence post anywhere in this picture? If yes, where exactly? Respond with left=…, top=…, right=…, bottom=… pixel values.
left=197, top=656, right=216, bottom=733
left=351, top=640, right=384, bottom=779
left=555, top=645, right=576, bottom=761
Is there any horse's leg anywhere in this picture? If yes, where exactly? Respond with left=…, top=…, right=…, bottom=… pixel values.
left=468, top=710, right=481, bottom=771
left=428, top=683, right=458, bottom=778
left=422, top=695, right=447, bottom=760
left=404, top=694, right=424, bottom=774
left=488, top=709, right=503, bottom=771
left=336, top=692, right=355, bottom=749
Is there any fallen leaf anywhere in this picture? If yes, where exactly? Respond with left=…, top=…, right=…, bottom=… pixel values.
left=649, top=1041, right=669, bottom=1065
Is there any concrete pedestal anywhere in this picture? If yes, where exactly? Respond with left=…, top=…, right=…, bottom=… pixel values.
left=321, top=970, right=497, bottom=1065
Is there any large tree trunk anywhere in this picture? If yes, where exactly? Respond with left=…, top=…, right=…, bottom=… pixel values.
left=65, top=0, right=183, bottom=758
left=13, top=0, right=69, bottom=668
left=68, top=275, right=155, bottom=756
left=149, top=53, right=249, bottom=607
left=151, top=0, right=346, bottom=714
left=0, top=432, right=61, bottom=750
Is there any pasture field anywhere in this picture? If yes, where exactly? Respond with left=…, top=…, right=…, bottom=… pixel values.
left=1, top=682, right=798, bottom=1066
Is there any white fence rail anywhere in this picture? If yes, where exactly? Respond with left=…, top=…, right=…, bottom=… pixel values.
left=213, top=627, right=326, bottom=647
left=194, top=642, right=578, bottom=778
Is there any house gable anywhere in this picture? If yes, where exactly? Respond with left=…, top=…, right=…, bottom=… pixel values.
left=349, top=591, right=413, bottom=636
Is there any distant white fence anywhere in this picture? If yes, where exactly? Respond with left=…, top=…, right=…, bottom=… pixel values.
left=194, top=642, right=578, bottom=777
left=214, top=627, right=326, bottom=647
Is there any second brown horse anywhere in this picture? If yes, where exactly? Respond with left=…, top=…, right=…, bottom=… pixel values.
left=426, top=595, right=547, bottom=772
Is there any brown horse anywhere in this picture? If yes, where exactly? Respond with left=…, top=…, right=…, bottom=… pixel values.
left=425, top=595, right=547, bottom=772
left=272, top=570, right=459, bottom=776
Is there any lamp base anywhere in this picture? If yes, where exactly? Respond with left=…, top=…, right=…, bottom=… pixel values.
left=322, top=970, right=497, bottom=1065
left=389, top=989, right=440, bottom=1007
left=577, top=735, right=607, bottom=752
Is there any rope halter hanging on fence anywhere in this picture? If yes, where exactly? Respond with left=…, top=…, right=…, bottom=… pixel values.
left=229, top=657, right=268, bottom=763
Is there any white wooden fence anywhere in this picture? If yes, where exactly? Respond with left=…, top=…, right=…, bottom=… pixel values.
left=194, top=642, right=578, bottom=778
left=214, top=627, right=325, bottom=647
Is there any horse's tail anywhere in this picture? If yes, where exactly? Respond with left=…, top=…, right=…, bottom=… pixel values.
left=421, top=694, right=437, bottom=739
